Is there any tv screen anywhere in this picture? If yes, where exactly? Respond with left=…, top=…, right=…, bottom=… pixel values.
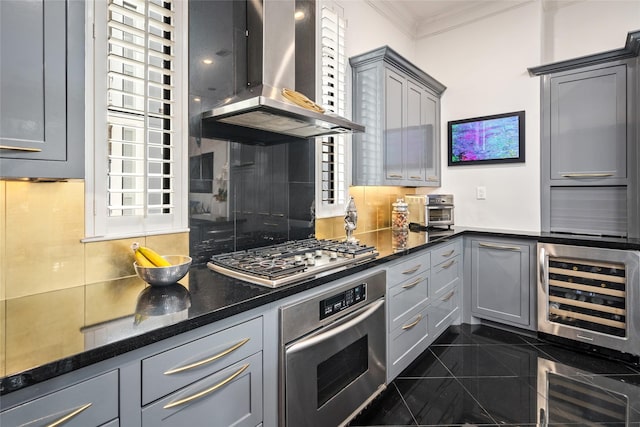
left=448, top=111, right=525, bottom=166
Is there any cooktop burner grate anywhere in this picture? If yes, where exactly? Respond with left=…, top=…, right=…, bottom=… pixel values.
left=207, top=238, right=378, bottom=287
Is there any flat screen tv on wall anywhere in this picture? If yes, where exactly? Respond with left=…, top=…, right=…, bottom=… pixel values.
left=448, top=110, right=525, bottom=166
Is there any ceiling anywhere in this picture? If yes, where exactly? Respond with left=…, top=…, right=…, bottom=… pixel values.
left=365, top=0, right=534, bottom=39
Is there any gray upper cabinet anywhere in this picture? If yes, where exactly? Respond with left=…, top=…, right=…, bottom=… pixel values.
left=548, top=64, right=627, bottom=183
left=350, top=46, right=446, bottom=187
left=0, top=0, right=84, bottom=179
left=532, top=31, right=640, bottom=238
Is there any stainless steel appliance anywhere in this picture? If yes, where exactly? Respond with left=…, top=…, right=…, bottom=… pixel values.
left=538, top=243, right=640, bottom=356
left=406, top=194, right=454, bottom=229
left=537, top=357, right=640, bottom=425
left=201, top=0, right=364, bottom=141
left=207, top=238, right=378, bottom=287
left=279, top=270, right=386, bottom=427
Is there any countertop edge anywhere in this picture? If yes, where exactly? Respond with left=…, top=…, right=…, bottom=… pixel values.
left=3, top=227, right=640, bottom=395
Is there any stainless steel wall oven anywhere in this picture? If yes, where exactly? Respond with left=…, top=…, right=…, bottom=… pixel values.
left=279, top=270, right=386, bottom=427
left=538, top=243, right=640, bottom=357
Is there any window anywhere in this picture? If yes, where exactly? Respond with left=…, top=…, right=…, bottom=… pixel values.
left=86, top=0, right=188, bottom=239
left=316, top=1, right=350, bottom=218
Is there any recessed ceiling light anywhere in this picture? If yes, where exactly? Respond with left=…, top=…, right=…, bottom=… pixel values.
left=202, top=59, right=213, bottom=65
left=294, top=10, right=305, bottom=20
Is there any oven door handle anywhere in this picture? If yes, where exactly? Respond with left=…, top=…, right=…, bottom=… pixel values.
left=286, top=298, right=385, bottom=355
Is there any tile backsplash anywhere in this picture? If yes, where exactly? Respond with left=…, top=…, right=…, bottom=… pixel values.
left=316, top=186, right=420, bottom=240
left=0, top=180, right=189, bottom=301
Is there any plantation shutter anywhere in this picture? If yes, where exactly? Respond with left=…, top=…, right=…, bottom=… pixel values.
left=319, top=5, right=347, bottom=210
left=106, top=0, right=175, bottom=218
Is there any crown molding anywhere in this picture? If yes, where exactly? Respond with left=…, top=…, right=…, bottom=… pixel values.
left=364, top=0, right=418, bottom=40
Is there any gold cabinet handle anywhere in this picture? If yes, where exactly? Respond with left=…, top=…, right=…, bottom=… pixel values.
left=427, top=176, right=438, bottom=181
left=409, top=175, right=422, bottom=179
left=164, top=338, right=250, bottom=375
left=442, top=290, right=455, bottom=302
left=441, top=250, right=455, bottom=257
left=560, top=172, right=613, bottom=178
left=440, top=260, right=455, bottom=269
left=402, top=278, right=422, bottom=289
left=402, top=314, right=423, bottom=330
left=479, top=242, right=521, bottom=251
left=401, top=265, right=421, bottom=275
left=0, top=145, right=42, bottom=152
left=163, top=363, right=249, bottom=409
left=46, top=403, right=92, bottom=427
left=388, top=174, right=403, bottom=178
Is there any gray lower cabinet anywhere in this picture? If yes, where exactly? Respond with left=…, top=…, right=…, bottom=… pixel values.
left=0, top=371, right=119, bottom=426
left=0, top=0, right=84, bottom=179
left=1, top=312, right=268, bottom=427
left=350, top=45, right=445, bottom=187
left=386, top=238, right=462, bottom=382
left=142, top=352, right=262, bottom=427
left=140, top=316, right=264, bottom=427
left=466, top=237, right=537, bottom=330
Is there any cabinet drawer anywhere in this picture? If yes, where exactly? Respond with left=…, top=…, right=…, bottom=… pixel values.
left=388, top=273, right=430, bottom=331
left=388, top=305, right=430, bottom=380
left=387, top=252, right=430, bottom=287
left=429, top=286, right=460, bottom=338
left=142, top=352, right=262, bottom=427
left=431, top=240, right=462, bottom=265
left=142, top=316, right=262, bottom=405
left=431, top=255, right=461, bottom=298
left=0, top=371, right=118, bottom=427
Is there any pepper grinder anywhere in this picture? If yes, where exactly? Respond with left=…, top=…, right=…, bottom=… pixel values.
left=344, top=196, right=358, bottom=243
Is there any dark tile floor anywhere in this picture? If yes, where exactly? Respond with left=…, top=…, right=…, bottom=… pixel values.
left=350, top=324, right=640, bottom=426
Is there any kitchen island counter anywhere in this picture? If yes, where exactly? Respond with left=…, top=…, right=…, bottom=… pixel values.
left=3, top=226, right=640, bottom=395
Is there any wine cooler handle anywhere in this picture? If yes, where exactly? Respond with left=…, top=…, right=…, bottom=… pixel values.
left=539, top=246, right=547, bottom=295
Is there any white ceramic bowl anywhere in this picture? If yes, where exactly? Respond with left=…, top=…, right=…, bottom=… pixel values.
left=134, top=255, right=192, bottom=286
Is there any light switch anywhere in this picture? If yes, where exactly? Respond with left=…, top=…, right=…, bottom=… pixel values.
left=476, top=186, right=486, bottom=200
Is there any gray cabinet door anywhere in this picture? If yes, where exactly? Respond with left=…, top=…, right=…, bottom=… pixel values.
left=0, top=0, right=84, bottom=179
left=406, top=79, right=426, bottom=183
left=384, top=68, right=405, bottom=182
left=470, top=238, right=532, bottom=328
left=548, top=64, right=627, bottom=183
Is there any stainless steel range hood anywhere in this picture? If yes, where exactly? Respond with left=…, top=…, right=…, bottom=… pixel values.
left=201, top=0, right=364, bottom=142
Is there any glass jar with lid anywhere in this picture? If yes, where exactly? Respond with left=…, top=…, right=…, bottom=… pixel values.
left=392, top=198, right=409, bottom=231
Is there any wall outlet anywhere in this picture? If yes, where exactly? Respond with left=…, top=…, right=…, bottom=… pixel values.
left=476, top=186, right=487, bottom=200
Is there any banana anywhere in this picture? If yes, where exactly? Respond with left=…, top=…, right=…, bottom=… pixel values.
left=134, top=250, right=155, bottom=268
left=137, top=245, right=172, bottom=267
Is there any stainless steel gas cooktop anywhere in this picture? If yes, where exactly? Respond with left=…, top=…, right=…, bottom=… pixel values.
left=207, top=238, right=378, bottom=287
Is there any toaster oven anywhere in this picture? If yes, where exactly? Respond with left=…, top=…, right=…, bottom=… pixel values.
left=406, top=194, right=454, bottom=229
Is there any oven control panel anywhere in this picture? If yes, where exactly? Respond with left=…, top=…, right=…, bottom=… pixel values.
left=319, top=283, right=367, bottom=320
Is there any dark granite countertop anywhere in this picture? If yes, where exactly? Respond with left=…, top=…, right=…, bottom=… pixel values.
left=3, top=226, right=640, bottom=395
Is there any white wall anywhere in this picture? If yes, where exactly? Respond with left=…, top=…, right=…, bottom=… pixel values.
left=409, top=0, right=639, bottom=231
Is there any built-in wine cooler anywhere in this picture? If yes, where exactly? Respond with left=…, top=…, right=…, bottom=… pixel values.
left=537, top=357, right=640, bottom=425
left=538, top=243, right=640, bottom=357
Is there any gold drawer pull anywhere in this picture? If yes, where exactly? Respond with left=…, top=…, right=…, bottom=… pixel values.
left=409, top=175, right=422, bottom=179
left=560, top=172, right=613, bottom=178
left=401, top=265, right=421, bottom=275
left=441, top=250, right=455, bottom=257
left=442, top=290, right=455, bottom=302
left=402, top=278, right=422, bottom=289
left=479, top=242, right=521, bottom=251
left=164, top=363, right=249, bottom=409
left=388, top=174, right=403, bottom=178
left=46, top=403, right=92, bottom=427
left=402, top=314, right=423, bottom=330
left=0, top=145, right=42, bottom=152
left=440, top=260, right=455, bottom=269
left=164, top=338, right=250, bottom=375
left=427, top=176, right=438, bottom=181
